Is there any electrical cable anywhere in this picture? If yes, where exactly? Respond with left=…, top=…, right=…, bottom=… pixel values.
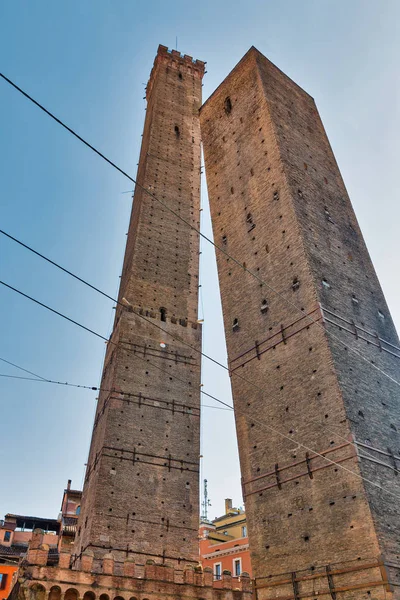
left=0, top=356, right=47, bottom=381
left=1, top=72, right=399, bottom=393
left=1, top=232, right=396, bottom=480
left=0, top=372, right=230, bottom=411
left=1, top=281, right=399, bottom=500
left=2, top=74, right=399, bottom=500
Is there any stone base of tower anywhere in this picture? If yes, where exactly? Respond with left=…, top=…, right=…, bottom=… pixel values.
left=8, top=533, right=252, bottom=600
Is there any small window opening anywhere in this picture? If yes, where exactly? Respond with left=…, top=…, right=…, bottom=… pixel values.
left=234, top=559, right=241, bottom=577
left=4, top=531, right=11, bottom=542
left=352, top=295, right=359, bottom=305
left=261, top=299, right=269, bottom=314
left=273, top=191, right=279, bottom=201
left=378, top=310, right=385, bottom=320
left=222, top=235, right=227, bottom=245
left=232, top=318, right=240, bottom=332
left=322, top=279, right=331, bottom=289
left=160, top=307, right=167, bottom=322
left=174, top=125, right=180, bottom=138
left=178, top=72, right=183, bottom=80
left=298, top=189, right=303, bottom=198
left=292, top=278, right=300, bottom=291
left=324, top=207, right=335, bottom=224
left=224, top=97, right=232, bottom=115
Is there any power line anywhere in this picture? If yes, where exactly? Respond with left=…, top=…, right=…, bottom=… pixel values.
left=1, top=230, right=397, bottom=480
left=0, top=280, right=107, bottom=341
left=0, top=372, right=231, bottom=411
left=2, top=74, right=399, bottom=499
left=1, top=281, right=399, bottom=500
left=0, top=356, right=47, bottom=381
left=0, top=228, right=231, bottom=376
left=2, top=72, right=399, bottom=393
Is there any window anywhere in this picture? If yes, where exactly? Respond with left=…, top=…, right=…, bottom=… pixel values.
left=0, top=573, right=7, bottom=590
left=76, top=506, right=81, bottom=515
left=234, top=558, right=241, bottom=577
left=224, top=97, right=232, bottom=115
left=260, top=299, right=268, bottom=314
left=4, top=531, right=11, bottom=542
left=322, top=278, right=331, bottom=289
left=214, top=563, right=222, bottom=580
left=241, top=525, right=247, bottom=537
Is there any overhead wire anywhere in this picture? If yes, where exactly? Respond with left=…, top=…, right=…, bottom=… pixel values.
left=0, top=372, right=230, bottom=411
left=2, top=73, right=399, bottom=499
left=1, top=71, right=399, bottom=392
left=1, top=281, right=399, bottom=500
left=1, top=230, right=397, bottom=483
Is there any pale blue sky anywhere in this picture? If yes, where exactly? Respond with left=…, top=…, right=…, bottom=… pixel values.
left=1, top=1, right=399, bottom=520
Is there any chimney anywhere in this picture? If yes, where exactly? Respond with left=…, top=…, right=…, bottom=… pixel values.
left=67, top=479, right=71, bottom=491
left=225, top=498, right=232, bottom=513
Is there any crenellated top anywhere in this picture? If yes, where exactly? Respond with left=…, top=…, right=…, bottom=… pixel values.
left=23, top=533, right=252, bottom=594
left=146, top=44, right=206, bottom=100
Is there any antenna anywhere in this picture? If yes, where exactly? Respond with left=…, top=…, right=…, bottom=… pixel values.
left=201, top=478, right=212, bottom=521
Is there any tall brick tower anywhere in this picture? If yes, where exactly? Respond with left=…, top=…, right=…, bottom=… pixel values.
left=200, top=48, right=400, bottom=599
left=74, top=45, right=205, bottom=569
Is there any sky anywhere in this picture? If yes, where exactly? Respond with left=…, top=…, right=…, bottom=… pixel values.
left=1, top=0, right=399, bottom=521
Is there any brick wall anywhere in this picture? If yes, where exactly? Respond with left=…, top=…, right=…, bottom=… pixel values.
left=200, top=47, right=399, bottom=599
left=74, top=45, right=205, bottom=569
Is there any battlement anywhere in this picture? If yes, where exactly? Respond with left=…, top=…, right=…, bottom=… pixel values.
left=156, top=44, right=206, bottom=70
left=10, top=531, right=252, bottom=600
left=146, top=44, right=205, bottom=100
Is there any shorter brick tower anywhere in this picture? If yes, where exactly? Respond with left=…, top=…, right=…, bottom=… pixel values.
left=200, top=47, right=400, bottom=600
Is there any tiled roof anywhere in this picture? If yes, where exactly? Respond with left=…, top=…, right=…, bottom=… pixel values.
left=0, top=544, right=59, bottom=558
left=4, top=514, right=60, bottom=532
left=0, top=544, right=28, bottom=558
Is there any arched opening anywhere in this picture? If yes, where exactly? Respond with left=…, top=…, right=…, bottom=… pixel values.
left=224, top=97, right=232, bottom=115
left=29, top=584, right=46, bottom=600
left=100, top=595, right=109, bottom=600
left=65, top=589, right=79, bottom=600
left=48, top=587, right=61, bottom=600
left=75, top=505, right=81, bottom=515
left=83, top=592, right=96, bottom=600
left=114, top=596, right=125, bottom=600
left=160, top=307, right=167, bottom=322
left=232, top=318, right=239, bottom=332
left=174, top=125, right=180, bottom=138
